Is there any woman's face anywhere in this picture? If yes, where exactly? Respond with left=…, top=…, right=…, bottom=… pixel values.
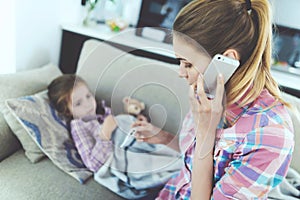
left=68, top=82, right=97, bottom=119
left=173, top=35, right=211, bottom=86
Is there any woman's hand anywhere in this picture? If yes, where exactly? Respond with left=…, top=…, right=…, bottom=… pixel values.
left=190, top=73, right=225, bottom=137
left=190, top=73, right=224, bottom=158
left=100, top=115, right=117, bottom=141
left=190, top=73, right=225, bottom=200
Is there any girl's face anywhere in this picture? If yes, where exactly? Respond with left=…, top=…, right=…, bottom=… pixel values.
left=68, top=82, right=97, bottom=119
left=173, top=35, right=211, bottom=86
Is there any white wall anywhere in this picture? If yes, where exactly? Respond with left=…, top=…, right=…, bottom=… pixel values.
left=15, top=0, right=82, bottom=72
left=270, top=0, right=300, bottom=29
left=0, top=0, right=16, bottom=74
left=1, top=0, right=298, bottom=74
left=0, top=0, right=82, bottom=74
left=0, top=0, right=141, bottom=74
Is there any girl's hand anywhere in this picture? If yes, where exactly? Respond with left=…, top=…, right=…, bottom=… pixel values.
left=131, top=120, right=163, bottom=143
left=132, top=116, right=180, bottom=151
left=136, top=114, right=148, bottom=122
left=100, top=115, right=117, bottom=141
left=190, top=73, right=225, bottom=137
left=132, top=119, right=176, bottom=145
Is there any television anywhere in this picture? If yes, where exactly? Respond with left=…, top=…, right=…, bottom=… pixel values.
left=273, top=24, right=300, bottom=69
left=135, top=0, right=192, bottom=43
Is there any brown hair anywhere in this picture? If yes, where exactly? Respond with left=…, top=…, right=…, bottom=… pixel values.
left=173, top=0, right=286, bottom=107
left=47, top=74, right=86, bottom=122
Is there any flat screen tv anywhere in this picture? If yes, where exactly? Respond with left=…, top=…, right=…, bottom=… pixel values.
left=135, top=0, right=192, bottom=43
left=273, top=24, right=300, bottom=68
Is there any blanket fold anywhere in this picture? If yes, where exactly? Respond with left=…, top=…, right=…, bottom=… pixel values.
left=94, top=115, right=183, bottom=199
left=269, top=167, right=300, bottom=200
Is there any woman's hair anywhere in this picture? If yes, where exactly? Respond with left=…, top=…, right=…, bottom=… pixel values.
left=47, top=74, right=86, bottom=121
left=173, top=0, right=285, bottom=107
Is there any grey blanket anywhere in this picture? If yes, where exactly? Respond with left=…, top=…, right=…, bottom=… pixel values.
left=269, top=167, right=300, bottom=199
left=94, top=115, right=183, bottom=199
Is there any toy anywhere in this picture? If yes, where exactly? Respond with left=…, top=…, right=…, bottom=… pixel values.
left=122, top=96, right=145, bottom=118
left=106, top=18, right=128, bottom=32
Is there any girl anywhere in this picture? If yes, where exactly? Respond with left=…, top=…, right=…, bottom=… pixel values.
left=47, top=74, right=182, bottom=199
left=47, top=74, right=116, bottom=172
left=132, top=0, right=295, bottom=199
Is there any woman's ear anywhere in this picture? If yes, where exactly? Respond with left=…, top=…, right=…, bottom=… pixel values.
left=223, top=49, right=240, bottom=60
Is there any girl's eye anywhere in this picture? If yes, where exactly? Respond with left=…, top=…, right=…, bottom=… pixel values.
left=75, top=102, right=81, bottom=107
left=86, top=94, right=91, bottom=99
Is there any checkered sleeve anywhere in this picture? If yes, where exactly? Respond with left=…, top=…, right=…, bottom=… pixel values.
left=71, top=119, right=113, bottom=172
left=212, top=123, right=294, bottom=199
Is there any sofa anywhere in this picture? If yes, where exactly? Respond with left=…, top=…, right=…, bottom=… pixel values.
left=0, top=39, right=299, bottom=200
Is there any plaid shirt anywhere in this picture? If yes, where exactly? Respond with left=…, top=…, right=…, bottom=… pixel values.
left=70, top=102, right=113, bottom=172
left=156, top=89, right=294, bottom=200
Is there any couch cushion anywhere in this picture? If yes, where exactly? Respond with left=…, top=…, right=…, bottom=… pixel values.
left=282, top=92, right=300, bottom=173
left=0, top=150, right=124, bottom=200
left=77, top=40, right=190, bottom=135
left=0, top=63, right=62, bottom=162
left=5, top=91, right=93, bottom=183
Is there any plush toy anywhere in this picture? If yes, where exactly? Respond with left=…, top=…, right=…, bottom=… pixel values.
left=122, top=96, right=145, bottom=118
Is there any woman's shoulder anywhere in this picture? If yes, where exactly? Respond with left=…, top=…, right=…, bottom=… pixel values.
left=219, top=89, right=294, bottom=156
left=224, top=89, right=293, bottom=141
left=243, top=89, right=293, bottom=129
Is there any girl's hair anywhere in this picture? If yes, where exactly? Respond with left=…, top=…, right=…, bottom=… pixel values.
left=47, top=74, right=86, bottom=121
left=173, top=0, right=286, bottom=107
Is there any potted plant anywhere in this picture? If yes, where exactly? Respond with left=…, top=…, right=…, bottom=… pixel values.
left=83, top=0, right=115, bottom=26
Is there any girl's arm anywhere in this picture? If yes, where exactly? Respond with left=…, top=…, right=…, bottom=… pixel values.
left=99, top=114, right=117, bottom=141
left=70, top=119, right=113, bottom=172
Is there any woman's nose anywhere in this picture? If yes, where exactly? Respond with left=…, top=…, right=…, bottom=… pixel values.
left=178, top=64, right=187, bottom=78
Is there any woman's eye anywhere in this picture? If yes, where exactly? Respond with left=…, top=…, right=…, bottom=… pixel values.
left=184, top=63, right=192, bottom=68
left=179, top=61, right=192, bottom=68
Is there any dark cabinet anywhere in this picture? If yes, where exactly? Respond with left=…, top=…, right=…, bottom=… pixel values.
left=58, top=29, right=178, bottom=74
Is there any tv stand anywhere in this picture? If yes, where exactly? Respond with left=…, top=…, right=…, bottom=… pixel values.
left=59, top=23, right=177, bottom=74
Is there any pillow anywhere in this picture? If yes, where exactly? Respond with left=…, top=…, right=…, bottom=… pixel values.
left=0, top=63, right=62, bottom=162
left=3, top=107, right=44, bottom=163
left=5, top=91, right=93, bottom=183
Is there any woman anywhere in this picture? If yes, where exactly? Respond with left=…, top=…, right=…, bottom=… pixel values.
left=132, top=0, right=294, bottom=199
